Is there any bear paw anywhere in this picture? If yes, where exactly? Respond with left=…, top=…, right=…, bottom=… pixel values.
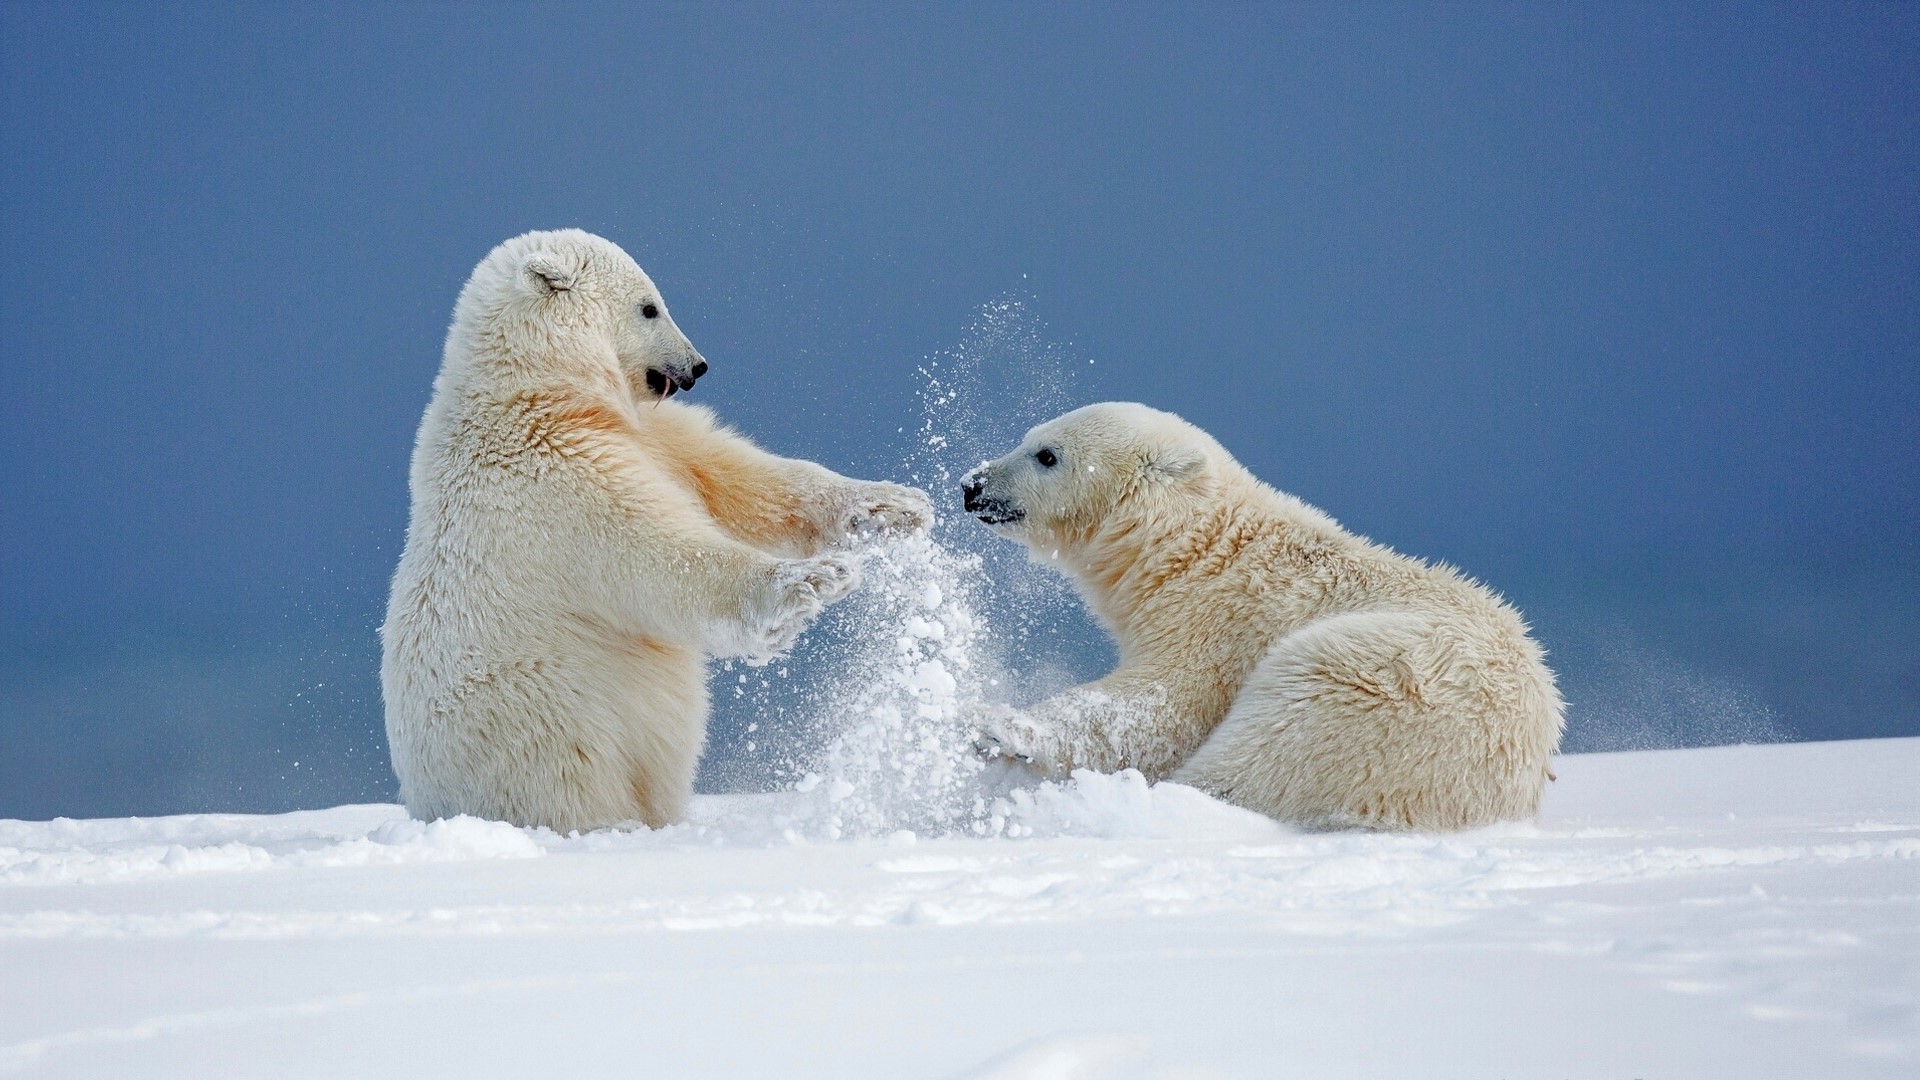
left=739, top=553, right=860, bottom=663
left=834, top=483, right=934, bottom=546
left=970, top=705, right=1051, bottom=770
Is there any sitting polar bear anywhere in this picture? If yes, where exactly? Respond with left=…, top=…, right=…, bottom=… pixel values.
left=963, top=402, right=1563, bottom=831
left=381, top=229, right=931, bottom=832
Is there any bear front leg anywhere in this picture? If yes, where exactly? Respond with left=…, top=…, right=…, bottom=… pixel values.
left=971, top=703, right=1067, bottom=777
left=649, top=403, right=930, bottom=556
left=818, top=479, right=934, bottom=548
left=724, top=551, right=861, bottom=663
left=588, top=490, right=860, bottom=666
left=978, top=672, right=1221, bottom=781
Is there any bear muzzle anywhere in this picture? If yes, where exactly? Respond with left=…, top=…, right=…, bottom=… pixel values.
left=644, top=359, right=708, bottom=399
left=960, top=472, right=1025, bottom=526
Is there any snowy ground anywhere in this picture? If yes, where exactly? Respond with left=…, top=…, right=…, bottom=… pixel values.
left=2, top=738, right=1915, bottom=1079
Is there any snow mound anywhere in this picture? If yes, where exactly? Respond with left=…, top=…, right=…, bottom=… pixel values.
left=549, top=768, right=1285, bottom=854
left=353, top=815, right=545, bottom=863
left=0, top=771, right=1285, bottom=887
left=993, top=769, right=1285, bottom=841
left=0, top=807, right=540, bottom=886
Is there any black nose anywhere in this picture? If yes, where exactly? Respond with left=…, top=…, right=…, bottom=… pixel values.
left=961, top=476, right=984, bottom=511
left=690, top=359, right=708, bottom=380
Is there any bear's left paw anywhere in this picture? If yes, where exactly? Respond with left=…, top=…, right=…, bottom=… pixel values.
left=741, top=553, right=860, bottom=663
left=970, top=705, right=1053, bottom=771
left=836, top=483, right=934, bottom=545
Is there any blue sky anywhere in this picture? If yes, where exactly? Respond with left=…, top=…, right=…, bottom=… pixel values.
left=2, top=3, right=1915, bottom=818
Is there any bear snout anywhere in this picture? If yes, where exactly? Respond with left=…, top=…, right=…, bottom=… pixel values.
left=645, top=361, right=706, bottom=398
left=960, top=472, right=1024, bottom=525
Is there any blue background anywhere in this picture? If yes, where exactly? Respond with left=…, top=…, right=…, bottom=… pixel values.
left=3, top=3, right=1915, bottom=819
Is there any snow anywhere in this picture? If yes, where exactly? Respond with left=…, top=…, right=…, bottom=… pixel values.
left=3, top=739, right=1916, bottom=1078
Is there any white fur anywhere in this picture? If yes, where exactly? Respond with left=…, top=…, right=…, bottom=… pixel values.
left=967, top=402, right=1563, bottom=831
left=381, top=230, right=931, bottom=831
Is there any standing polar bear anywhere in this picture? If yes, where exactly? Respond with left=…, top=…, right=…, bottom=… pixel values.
left=964, top=403, right=1563, bottom=831
left=382, top=229, right=931, bottom=832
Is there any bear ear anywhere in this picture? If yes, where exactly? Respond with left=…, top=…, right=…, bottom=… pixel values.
left=521, top=252, right=577, bottom=294
left=1144, top=444, right=1207, bottom=483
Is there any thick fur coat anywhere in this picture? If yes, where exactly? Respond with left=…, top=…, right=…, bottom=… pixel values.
left=381, top=230, right=929, bottom=831
left=964, top=403, right=1563, bottom=831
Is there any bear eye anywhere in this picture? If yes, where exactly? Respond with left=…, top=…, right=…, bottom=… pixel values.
left=1034, top=448, right=1059, bottom=468
left=641, top=302, right=660, bottom=320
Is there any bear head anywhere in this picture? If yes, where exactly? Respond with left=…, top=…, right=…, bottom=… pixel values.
left=451, top=228, right=708, bottom=402
left=960, top=402, right=1220, bottom=554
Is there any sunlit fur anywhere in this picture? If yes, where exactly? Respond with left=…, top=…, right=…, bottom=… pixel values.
left=381, top=230, right=931, bottom=831
left=970, top=402, right=1563, bottom=831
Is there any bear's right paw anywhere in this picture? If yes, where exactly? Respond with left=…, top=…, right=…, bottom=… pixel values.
left=969, top=705, right=1052, bottom=770
left=833, top=482, right=935, bottom=547
left=970, top=729, right=1029, bottom=763
left=740, top=553, right=860, bottom=663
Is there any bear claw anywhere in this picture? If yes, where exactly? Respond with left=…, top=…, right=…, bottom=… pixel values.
left=741, top=553, right=860, bottom=662
left=969, top=705, right=1048, bottom=767
left=838, top=483, right=934, bottom=544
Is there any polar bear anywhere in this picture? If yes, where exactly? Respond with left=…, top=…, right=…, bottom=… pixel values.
left=963, top=403, right=1563, bottom=831
left=381, top=229, right=931, bottom=832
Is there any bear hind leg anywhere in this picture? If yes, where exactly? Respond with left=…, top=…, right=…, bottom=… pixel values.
left=1174, top=609, right=1524, bottom=831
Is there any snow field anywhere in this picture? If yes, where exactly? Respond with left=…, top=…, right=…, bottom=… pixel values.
left=2, top=739, right=1916, bottom=1078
